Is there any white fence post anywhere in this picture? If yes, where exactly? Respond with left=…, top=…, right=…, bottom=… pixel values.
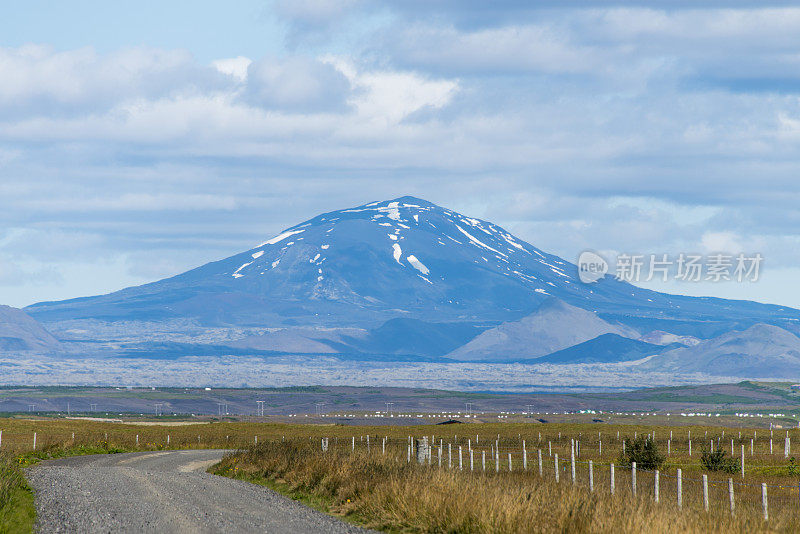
left=570, top=447, right=576, bottom=484
left=741, top=445, right=745, bottom=478
left=631, top=462, right=636, bottom=496
left=654, top=470, right=659, bottom=503
left=459, top=446, right=463, bottom=471
left=762, top=483, right=769, bottom=521
left=554, top=454, right=559, bottom=482
left=33, top=432, right=37, bottom=450
left=702, top=474, right=709, bottom=512
left=589, top=460, right=594, bottom=493
left=470, top=449, right=474, bottom=471
left=448, top=443, right=452, bottom=469
left=728, top=477, right=735, bottom=516
left=482, top=450, right=486, bottom=472
left=610, top=463, right=615, bottom=495
left=538, top=449, right=543, bottom=476
left=495, top=449, right=500, bottom=472
left=508, top=453, right=512, bottom=472
left=523, top=442, right=527, bottom=471
left=677, top=468, right=682, bottom=509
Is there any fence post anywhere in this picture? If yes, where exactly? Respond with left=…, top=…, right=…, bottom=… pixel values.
left=610, top=463, right=615, bottom=495
left=548, top=440, right=552, bottom=457
left=33, top=432, right=37, bottom=450
left=448, top=443, right=452, bottom=469
left=523, top=443, right=527, bottom=471
left=508, top=453, right=512, bottom=472
left=702, top=474, right=709, bottom=512
left=470, top=449, right=474, bottom=471
left=677, top=468, right=682, bottom=509
left=689, top=440, right=692, bottom=456
left=459, top=446, right=463, bottom=470
left=770, top=438, right=773, bottom=455
left=589, top=460, right=594, bottom=493
left=728, top=478, right=735, bottom=516
left=496, top=449, right=500, bottom=472
left=667, top=439, right=670, bottom=455
left=631, top=462, right=636, bottom=496
left=554, top=454, right=559, bottom=482
left=750, top=438, right=753, bottom=456
left=762, top=483, right=769, bottom=521
left=482, top=450, right=486, bottom=472
left=599, top=440, right=602, bottom=457
left=438, top=446, right=442, bottom=467
left=785, top=437, right=790, bottom=459
left=382, top=437, right=386, bottom=455
left=654, top=470, right=659, bottom=503
left=352, top=436, right=355, bottom=451
left=741, top=445, right=745, bottom=479
left=0, top=430, right=2, bottom=449
left=136, top=434, right=139, bottom=447
left=571, top=446, right=576, bottom=484
left=407, top=444, right=411, bottom=463
left=538, top=449, right=543, bottom=476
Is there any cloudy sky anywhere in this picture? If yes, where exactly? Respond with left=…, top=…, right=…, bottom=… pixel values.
left=2, top=0, right=800, bottom=308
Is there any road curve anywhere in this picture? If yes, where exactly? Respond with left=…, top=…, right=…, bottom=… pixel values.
left=26, top=449, right=373, bottom=534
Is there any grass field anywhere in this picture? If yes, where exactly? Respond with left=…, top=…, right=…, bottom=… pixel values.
left=2, top=417, right=800, bottom=532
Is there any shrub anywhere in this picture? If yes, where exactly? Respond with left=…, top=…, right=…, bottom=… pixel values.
left=618, top=435, right=665, bottom=470
left=700, top=449, right=739, bottom=474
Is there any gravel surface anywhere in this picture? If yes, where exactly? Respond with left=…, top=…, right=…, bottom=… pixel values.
left=26, top=449, right=374, bottom=533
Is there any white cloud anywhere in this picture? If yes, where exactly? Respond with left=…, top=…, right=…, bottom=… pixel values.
left=212, top=56, right=252, bottom=82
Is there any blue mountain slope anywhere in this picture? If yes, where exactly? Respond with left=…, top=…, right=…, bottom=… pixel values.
left=533, top=333, right=675, bottom=364
left=26, top=196, right=800, bottom=333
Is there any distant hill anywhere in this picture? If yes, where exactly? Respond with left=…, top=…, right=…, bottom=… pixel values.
left=445, top=299, right=638, bottom=361
left=535, top=333, right=672, bottom=364
left=0, top=305, right=61, bottom=351
left=641, top=323, right=800, bottom=378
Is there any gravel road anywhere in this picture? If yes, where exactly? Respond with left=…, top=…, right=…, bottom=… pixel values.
left=26, top=449, right=373, bottom=533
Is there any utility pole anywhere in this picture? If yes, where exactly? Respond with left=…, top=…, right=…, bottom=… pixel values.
left=155, top=403, right=163, bottom=417
left=385, top=402, right=394, bottom=416
left=315, top=402, right=325, bottom=416
left=465, top=403, right=473, bottom=417
left=256, top=401, right=265, bottom=417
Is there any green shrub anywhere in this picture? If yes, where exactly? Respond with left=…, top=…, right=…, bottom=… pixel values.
left=618, top=436, right=665, bottom=470
left=700, top=449, right=739, bottom=474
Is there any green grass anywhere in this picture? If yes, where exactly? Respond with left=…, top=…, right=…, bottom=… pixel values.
left=0, top=456, right=35, bottom=534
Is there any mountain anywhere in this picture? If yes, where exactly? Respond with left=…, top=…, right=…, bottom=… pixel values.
left=534, top=333, right=673, bottom=364
left=0, top=305, right=61, bottom=351
left=26, top=196, right=800, bottom=334
left=641, top=323, right=800, bottom=377
left=445, top=299, right=639, bottom=361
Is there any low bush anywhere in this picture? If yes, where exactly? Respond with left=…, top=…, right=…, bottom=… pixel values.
left=617, top=435, right=665, bottom=470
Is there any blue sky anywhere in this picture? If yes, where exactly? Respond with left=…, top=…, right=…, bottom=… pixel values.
left=2, top=1, right=800, bottom=308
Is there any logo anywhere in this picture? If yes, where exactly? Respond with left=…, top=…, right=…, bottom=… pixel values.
left=578, top=250, right=608, bottom=283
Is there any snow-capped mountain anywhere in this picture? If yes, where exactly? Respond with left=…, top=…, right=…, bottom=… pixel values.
left=26, top=196, right=800, bottom=345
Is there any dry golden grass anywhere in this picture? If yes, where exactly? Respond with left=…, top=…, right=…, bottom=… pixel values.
left=214, top=438, right=800, bottom=533
left=2, top=417, right=800, bottom=532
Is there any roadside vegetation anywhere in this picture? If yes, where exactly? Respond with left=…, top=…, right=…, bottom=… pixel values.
left=0, top=454, right=34, bottom=534
left=212, top=439, right=799, bottom=533
left=2, top=417, right=800, bottom=532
